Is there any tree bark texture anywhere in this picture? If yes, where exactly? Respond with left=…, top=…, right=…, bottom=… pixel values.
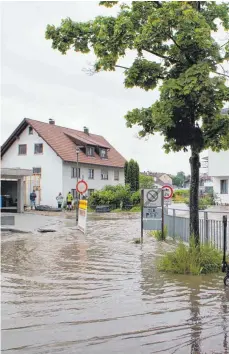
left=189, top=147, right=200, bottom=245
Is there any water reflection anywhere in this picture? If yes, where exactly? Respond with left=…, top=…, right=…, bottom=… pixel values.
left=1, top=215, right=229, bottom=354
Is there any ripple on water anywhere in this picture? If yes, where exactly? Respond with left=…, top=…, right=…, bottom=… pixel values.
left=1, top=215, right=229, bottom=354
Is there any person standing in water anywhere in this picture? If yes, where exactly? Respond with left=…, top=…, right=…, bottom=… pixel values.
left=66, top=191, right=73, bottom=211
left=56, top=192, right=64, bottom=209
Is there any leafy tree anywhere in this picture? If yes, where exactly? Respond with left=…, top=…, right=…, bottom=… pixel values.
left=172, top=171, right=186, bottom=187
left=124, top=159, right=139, bottom=191
left=46, top=1, right=229, bottom=245
left=124, top=161, right=129, bottom=185
left=134, top=161, right=140, bottom=190
left=139, top=174, right=154, bottom=189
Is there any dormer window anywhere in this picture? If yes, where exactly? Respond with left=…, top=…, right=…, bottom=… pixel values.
left=100, top=148, right=108, bottom=159
left=86, top=146, right=94, bottom=156
left=29, top=126, right=33, bottom=135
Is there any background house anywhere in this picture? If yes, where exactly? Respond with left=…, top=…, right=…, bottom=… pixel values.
left=207, top=108, right=229, bottom=205
left=208, top=149, right=229, bottom=204
left=1, top=118, right=126, bottom=207
left=141, top=171, right=173, bottom=187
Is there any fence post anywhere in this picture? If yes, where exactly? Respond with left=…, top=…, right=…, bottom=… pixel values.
left=223, top=215, right=227, bottom=266
left=204, top=211, right=208, bottom=243
left=172, top=209, right=175, bottom=238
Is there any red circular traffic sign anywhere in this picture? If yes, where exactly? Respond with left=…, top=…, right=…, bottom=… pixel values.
left=76, top=180, right=88, bottom=194
left=162, top=185, right=173, bottom=199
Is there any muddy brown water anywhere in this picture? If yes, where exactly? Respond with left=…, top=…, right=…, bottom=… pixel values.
left=1, top=213, right=229, bottom=354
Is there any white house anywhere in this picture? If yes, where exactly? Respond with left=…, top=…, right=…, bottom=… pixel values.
left=1, top=118, right=126, bottom=207
left=208, top=149, right=229, bottom=205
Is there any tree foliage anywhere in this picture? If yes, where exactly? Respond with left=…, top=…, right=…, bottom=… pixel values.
left=46, top=1, right=229, bottom=244
left=125, top=159, right=140, bottom=191
left=172, top=171, right=186, bottom=187
left=139, top=174, right=154, bottom=189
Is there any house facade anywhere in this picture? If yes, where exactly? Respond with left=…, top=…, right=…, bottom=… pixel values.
left=1, top=119, right=126, bottom=207
left=207, top=108, right=229, bottom=205
left=208, top=149, right=229, bottom=204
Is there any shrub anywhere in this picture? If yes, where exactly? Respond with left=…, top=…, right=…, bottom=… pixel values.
left=173, top=189, right=190, bottom=203
left=158, top=237, right=222, bottom=275
left=88, top=185, right=131, bottom=209
left=149, top=226, right=168, bottom=241
left=130, top=190, right=140, bottom=205
left=130, top=205, right=141, bottom=212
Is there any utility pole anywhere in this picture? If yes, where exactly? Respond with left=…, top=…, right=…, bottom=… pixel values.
left=76, top=146, right=80, bottom=222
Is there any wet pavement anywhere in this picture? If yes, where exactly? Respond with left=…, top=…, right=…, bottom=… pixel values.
left=2, top=213, right=229, bottom=354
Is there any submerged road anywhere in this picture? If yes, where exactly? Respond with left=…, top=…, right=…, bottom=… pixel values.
left=2, top=212, right=229, bottom=354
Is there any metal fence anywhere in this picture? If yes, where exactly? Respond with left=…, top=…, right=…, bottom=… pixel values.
left=164, top=208, right=229, bottom=251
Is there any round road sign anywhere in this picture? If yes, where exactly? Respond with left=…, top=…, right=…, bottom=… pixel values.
left=76, top=180, right=88, bottom=194
left=147, top=190, right=159, bottom=202
left=162, top=185, right=173, bottom=199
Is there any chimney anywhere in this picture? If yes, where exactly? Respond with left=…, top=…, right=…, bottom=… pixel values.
left=49, top=118, right=55, bottom=125
left=84, top=126, right=89, bottom=135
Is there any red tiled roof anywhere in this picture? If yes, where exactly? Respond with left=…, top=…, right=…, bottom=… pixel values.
left=26, top=119, right=126, bottom=167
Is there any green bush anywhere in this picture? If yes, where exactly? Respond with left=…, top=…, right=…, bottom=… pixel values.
left=185, top=194, right=214, bottom=210
left=158, top=237, right=222, bottom=275
left=130, top=190, right=140, bottom=205
left=88, top=185, right=131, bottom=209
left=149, top=226, right=168, bottom=241
left=173, top=189, right=190, bottom=203
left=130, top=205, right=141, bottom=212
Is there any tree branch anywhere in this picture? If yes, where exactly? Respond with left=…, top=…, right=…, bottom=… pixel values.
left=221, top=40, right=229, bottom=48
left=115, top=65, right=130, bottom=70
left=215, top=71, right=229, bottom=78
left=142, top=48, right=177, bottom=63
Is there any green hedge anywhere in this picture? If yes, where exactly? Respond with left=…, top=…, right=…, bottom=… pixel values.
left=88, top=185, right=140, bottom=210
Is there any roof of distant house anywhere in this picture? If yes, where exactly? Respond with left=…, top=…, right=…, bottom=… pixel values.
left=141, top=171, right=171, bottom=178
left=1, top=118, right=126, bottom=168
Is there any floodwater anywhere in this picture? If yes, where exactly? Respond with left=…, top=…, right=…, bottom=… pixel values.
left=1, top=213, right=229, bottom=354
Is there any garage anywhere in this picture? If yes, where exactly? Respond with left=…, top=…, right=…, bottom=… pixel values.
left=1, top=168, right=32, bottom=213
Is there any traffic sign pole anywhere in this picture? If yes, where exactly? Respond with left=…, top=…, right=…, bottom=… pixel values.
left=161, top=189, right=164, bottom=240
left=141, top=189, right=144, bottom=243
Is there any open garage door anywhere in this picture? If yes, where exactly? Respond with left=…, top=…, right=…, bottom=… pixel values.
left=1, top=180, right=18, bottom=213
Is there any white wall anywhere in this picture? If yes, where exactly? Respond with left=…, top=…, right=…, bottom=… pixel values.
left=1, top=125, right=63, bottom=206
left=208, top=150, right=229, bottom=177
left=212, top=177, right=229, bottom=204
left=160, top=174, right=172, bottom=185
left=62, top=162, right=125, bottom=199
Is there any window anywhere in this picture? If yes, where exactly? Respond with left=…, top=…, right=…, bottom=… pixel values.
left=220, top=180, right=228, bottom=194
left=29, top=126, right=33, bottom=135
left=71, top=189, right=77, bottom=198
left=101, top=169, right=108, bottom=180
left=33, top=167, right=41, bottom=175
left=88, top=169, right=94, bottom=179
left=18, top=144, right=27, bottom=155
left=86, top=146, right=94, bottom=156
left=100, top=148, right=108, bottom=159
left=88, top=189, right=94, bottom=197
left=114, top=169, right=119, bottom=181
left=71, top=167, right=80, bottom=178
left=34, top=143, right=43, bottom=154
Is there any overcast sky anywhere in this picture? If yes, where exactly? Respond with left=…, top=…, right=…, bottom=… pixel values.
left=2, top=1, right=226, bottom=175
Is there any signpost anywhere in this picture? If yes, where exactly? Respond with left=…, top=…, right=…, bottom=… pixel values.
left=78, top=199, right=88, bottom=233
left=76, top=180, right=88, bottom=195
left=76, top=180, right=88, bottom=226
left=162, top=185, right=173, bottom=200
left=141, top=188, right=164, bottom=242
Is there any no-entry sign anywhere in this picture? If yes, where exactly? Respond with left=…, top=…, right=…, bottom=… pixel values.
left=76, top=180, right=88, bottom=194
left=162, top=185, right=173, bottom=199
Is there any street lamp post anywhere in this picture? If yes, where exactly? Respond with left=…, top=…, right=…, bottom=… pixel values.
left=76, top=147, right=80, bottom=222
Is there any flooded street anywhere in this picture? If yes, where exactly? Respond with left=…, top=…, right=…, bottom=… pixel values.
left=2, top=213, right=229, bottom=354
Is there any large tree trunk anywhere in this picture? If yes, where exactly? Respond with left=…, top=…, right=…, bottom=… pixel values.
left=189, top=147, right=200, bottom=245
